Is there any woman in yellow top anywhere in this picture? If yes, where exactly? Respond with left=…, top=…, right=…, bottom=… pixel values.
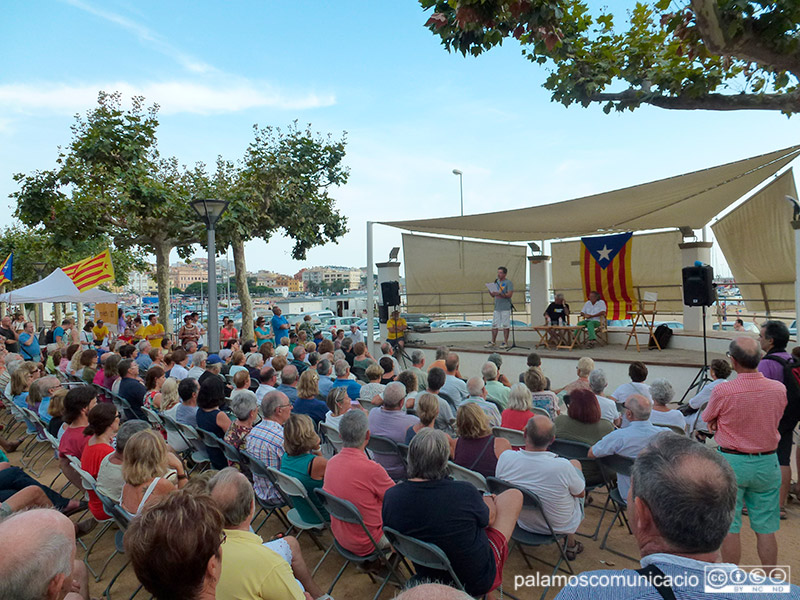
left=143, top=315, right=165, bottom=344
left=91, top=319, right=109, bottom=345
left=132, top=316, right=145, bottom=342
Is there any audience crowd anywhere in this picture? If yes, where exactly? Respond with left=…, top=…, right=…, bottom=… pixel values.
left=0, top=311, right=797, bottom=600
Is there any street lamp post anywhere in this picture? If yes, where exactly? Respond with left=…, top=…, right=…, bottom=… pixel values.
left=31, top=262, right=47, bottom=328
left=453, top=169, right=466, bottom=320
left=452, top=169, right=464, bottom=216
left=190, top=198, right=229, bottom=353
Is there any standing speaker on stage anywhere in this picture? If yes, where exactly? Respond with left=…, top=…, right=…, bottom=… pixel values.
left=486, top=266, right=514, bottom=349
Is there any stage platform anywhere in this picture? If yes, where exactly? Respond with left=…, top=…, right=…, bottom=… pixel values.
left=402, top=328, right=730, bottom=398
left=406, top=338, right=725, bottom=369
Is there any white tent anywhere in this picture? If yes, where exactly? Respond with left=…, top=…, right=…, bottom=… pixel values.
left=0, top=268, right=118, bottom=304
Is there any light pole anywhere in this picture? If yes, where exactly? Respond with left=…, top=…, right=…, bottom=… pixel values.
left=453, top=169, right=466, bottom=320
left=190, top=198, right=229, bottom=353
left=452, top=169, right=464, bottom=216
left=32, top=262, right=47, bottom=328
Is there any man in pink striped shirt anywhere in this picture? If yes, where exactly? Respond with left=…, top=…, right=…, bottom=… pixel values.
left=703, top=337, right=786, bottom=567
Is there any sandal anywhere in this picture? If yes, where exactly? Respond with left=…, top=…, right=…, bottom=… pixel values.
left=565, top=540, right=584, bottom=561
left=780, top=508, right=787, bottom=520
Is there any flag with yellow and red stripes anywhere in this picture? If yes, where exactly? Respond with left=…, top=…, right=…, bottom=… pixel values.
left=62, top=249, right=115, bottom=292
left=580, top=232, right=634, bottom=320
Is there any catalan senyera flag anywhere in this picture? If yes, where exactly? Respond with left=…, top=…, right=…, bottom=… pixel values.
left=0, top=253, right=13, bottom=286
left=62, top=249, right=115, bottom=292
left=580, top=232, right=634, bottom=320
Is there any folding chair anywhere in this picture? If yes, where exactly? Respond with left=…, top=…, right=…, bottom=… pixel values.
left=170, top=420, right=212, bottom=473
left=140, top=406, right=164, bottom=429
left=595, top=454, right=636, bottom=561
left=240, top=450, right=290, bottom=533
left=492, top=426, right=525, bottom=447
left=266, top=466, right=333, bottom=574
left=19, top=407, right=56, bottom=476
left=314, top=489, right=407, bottom=599
left=547, top=438, right=609, bottom=540
left=193, top=426, right=228, bottom=470
left=158, top=413, right=192, bottom=457
left=382, top=526, right=465, bottom=591
left=531, top=407, right=551, bottom=419
left=447, top=461, right=488, bottom=493
left=319, top=422, right=343, bottom=455
left=7, top=402, right=38, bottom=446
left=653, top=423, right=687, bottom=436
left=625, top=291, right=659, bottom=352
left=366, top=434, right=407, bottom=480
left=101, top=502, right=146, bottom=600
left=486, top=477, right=573, bottom=600
left=67, top=456, right=117, bottom=581
left=108, top=392, right=135, bottom=422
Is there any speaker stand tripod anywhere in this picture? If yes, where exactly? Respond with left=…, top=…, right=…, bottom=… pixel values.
left=506, top=303, right=529, bottom=351
left=681, top=304, right=712, bottom=402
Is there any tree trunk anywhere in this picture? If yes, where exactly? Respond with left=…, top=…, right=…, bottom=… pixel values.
left=153, top=242, right=173, bottom=334
left=231, top=237, right=255, bottom=342
left=54, top=302, right=62, bottom=323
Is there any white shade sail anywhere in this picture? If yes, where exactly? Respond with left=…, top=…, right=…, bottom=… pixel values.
left=712, top=170, right=797, bottom=313
left=384, top=146, right=800, bottom=241
left=0, top=268, right=118, bottom=304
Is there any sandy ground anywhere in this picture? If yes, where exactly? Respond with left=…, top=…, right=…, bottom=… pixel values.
left=7, top=437, right=800, bottom=599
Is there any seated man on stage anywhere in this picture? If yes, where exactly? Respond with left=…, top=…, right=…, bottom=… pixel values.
left=543, top=293, right=570, bottom=325
left=386, top=309, right=407, bottom=350
left=577, top=290, right=606, bottom=347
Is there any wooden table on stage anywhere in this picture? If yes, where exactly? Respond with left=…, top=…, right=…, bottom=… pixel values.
left=532, top=325, right=586, bottom=350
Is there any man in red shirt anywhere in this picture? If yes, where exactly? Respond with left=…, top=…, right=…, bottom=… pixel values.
left=702, top=337, right=786, bottom=566
left=323, top=409, right=394, bottom=556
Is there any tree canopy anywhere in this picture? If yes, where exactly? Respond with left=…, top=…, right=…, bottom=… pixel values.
left=420, top=0, right=800, bottom=114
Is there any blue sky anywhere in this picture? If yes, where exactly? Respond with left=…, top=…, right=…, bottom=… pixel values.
left=2, top=0, right=799, bottom=278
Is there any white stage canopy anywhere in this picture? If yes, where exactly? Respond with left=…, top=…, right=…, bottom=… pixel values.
left=384, top=145, right=800, bottom=240
left=712, top=170, right=798, bottom=313
left=0, top=268, right=118, bottom=304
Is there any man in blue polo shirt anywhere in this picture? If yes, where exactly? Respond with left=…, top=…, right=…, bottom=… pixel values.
left=270, top=306, right=290, bottom=345
left=331, top=359, right=361, bottom=401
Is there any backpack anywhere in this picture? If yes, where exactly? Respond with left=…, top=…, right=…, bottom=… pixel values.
left=761, top=354, right=800, bottom=416
left=649, top=324, right=673, bottom=350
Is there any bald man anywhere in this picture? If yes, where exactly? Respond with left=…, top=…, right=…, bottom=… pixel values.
left=497, top=415, right=586, bottom=557
left=589, top=393, right=661, bottom=499
left=703, top=337, right=786, bottom=566
left=395, top=583, right=472, bottom=599
left=0, top=508, right=88, bottom=600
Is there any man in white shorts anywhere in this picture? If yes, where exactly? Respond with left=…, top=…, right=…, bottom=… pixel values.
left=486, top=266, right=514, bottom=349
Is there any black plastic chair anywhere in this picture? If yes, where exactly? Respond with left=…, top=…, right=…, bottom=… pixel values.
left=486, top=477, right=574, bottom=600
left=314, top=489, right=406, bottom=598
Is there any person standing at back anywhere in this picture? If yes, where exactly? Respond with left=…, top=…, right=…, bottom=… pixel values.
left=757, top=320, right=798, bottom=515
left=702, top=337, right=786, bottom=566
left=486, top=266, right=513, bottom=349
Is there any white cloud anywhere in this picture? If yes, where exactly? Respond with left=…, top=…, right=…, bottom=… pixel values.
left=0, top=81, right=336, bottom=116
left=62, top=0, right=215, bottom=74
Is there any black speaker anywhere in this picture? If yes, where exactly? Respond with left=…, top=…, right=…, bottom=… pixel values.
left=381, top=280, right=401, bottom=306
left=378, top=304, right=389, bottom=324
left=682, top=265, right=715, bottom=307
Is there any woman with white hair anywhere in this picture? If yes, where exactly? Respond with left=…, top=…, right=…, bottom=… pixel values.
left=648, top=378, right=686, bottom=431
left=554, top=356, right=594, bottom=395
left=225, top=390, right=258, bottom=478
left=501, top=383, right=536, bottom=431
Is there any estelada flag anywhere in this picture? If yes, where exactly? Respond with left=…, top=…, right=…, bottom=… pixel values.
left=0, top=253, right=13, bottom=286
left=580, top=232, right=634, bottom=320
left=62, top=249, right=115, bottom=292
